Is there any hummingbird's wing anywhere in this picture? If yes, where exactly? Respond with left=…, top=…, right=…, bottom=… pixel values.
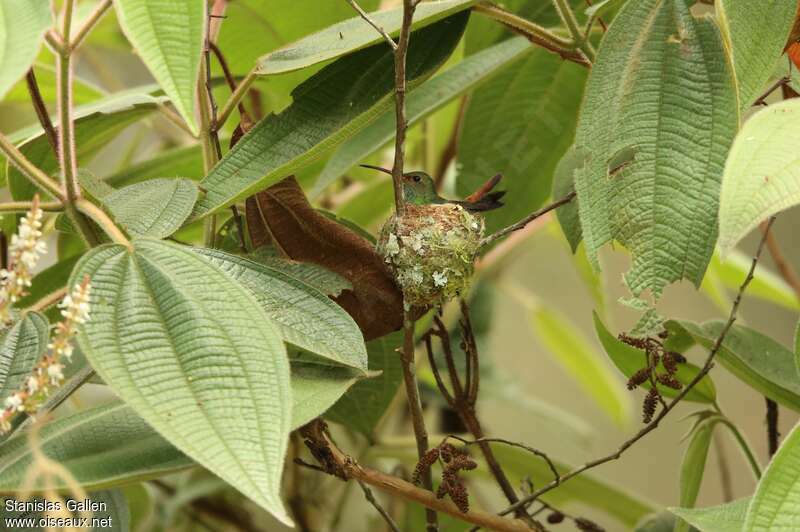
left=454, top=191, right=505, bottom=212
left=465, top=173, right=503, bottom=203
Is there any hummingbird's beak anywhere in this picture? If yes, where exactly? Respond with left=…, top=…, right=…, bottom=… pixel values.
left=359, top=164, right=394, bottom=176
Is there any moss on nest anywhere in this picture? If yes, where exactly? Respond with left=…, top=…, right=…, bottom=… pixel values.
left=377, top=203, right=484, bottom=307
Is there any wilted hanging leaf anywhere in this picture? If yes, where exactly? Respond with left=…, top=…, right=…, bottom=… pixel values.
left=246, top=176, right=404, bottom=340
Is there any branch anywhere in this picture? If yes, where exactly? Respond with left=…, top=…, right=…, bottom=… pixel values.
left=551, top=0, right=596, bottom=62
left=481, top=192, right=575, bottom=247
left=358, top=480, right=401, bottom=532
left=497, top=216, right=777, bottom=517
left=0, top=200, right=62, bottom=213
left=0, top=133, right=64, bottom=200
left=209, top=42, right=253, bottom=125
left=346, top=0, right=398, bottom=50
left=298, top=421, right=533, bottom=532
left=216, top=71, right=256, bottom=131
left=766, top=398, right=780, bottom=458
left=447, top=435, right=560, bottom=487
left=70, top=0, right=112, bottom=49
left=25, top=70, right=58, bottom=157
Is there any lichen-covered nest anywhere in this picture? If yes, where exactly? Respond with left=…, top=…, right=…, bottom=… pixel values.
left=377, top=203, right=484, bottom=307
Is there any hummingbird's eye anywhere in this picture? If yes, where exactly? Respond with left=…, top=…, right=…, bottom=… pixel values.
left=413, top=175, right=421, bottom=182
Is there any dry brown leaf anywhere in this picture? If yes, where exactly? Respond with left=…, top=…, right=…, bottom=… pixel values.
left=246, top=176, right=405, bottom=340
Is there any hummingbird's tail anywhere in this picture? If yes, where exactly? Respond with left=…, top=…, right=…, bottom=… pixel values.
left=455, top=190, right=506, bottom=212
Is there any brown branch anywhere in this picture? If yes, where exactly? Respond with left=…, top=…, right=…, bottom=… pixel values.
left=208, top=41, right=253, bottom=126
left=298, top=420, right=533, bottom=532
left=358, top=480, right=402, bottom=532
left=497, top=216, right=778, bottom=517
left=25, top=70, right=58, bottom=157
left=346, top=0, right=398, bottom=51
left=766, top=398, right=780, bottom=458
left=481, top=192, right=576, bottom=247
left=753, top=77, right=790, bottom=106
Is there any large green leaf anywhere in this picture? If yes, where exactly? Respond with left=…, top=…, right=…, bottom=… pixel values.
left=552, top=146, right=585, bottom=252
left=315, top=35, right=532, bottom=195
left=0, top=312, right=48, bottom=399
left=256, top=0, right=477, bottom=75
left=70, top=239, right=292, bottom=524
left=193, top=248, right=367, bottom=371
left=718, top=99, right=800, bottom=254
left=745, top=422, right=800, bottom=530
left=532, top=308, right=631, bottom=426
left=194, top=12, right=469, bottom=218
left=676, top=416, right=719, bottom=532
left=103, top=178, right=199, bottom=239
left=7, top=92, right=166, bottom=201
left=671, top=320, right=800, bottom=412
left=0, top=489, right=129, bottom=531
left=247, top=247, right=352, bottom=297
left=456, top=48, right=587, bottom=234
left=0, top=366, right=360, bottom=493
left=670, top=498, right=750, bottom=532
left=325, top=331, right=403, bottom=438
left=114, top=0, right=204, bottom=135
left=594, top=313, right=717, bottom=404
left=105, top=145, right=204, bottom=187
left=717, top=0, right=796, bottom=110
left=573, top=0, right=738, bottom=297
left=0, top=0, right=51, bottom=100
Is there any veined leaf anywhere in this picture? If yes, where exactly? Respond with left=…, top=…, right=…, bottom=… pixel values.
left=256, top=0, right=477, bottom=75
left=194, top=13, right=469, bottom=218
left=325, top=331, right=403, bottom=438
left=717, top=0, right=796, bottom=110
left=669, top=498, right=750, bottom=532
left=594, top=313, right=716, bottom=404
left=114, top=0, right=204, bottom=134
left=315, top=35, right=532, bottom=194
left=718, top=99, right=800, bottom=254
left=103, top=178, right=199, bottom=239
left=573, top=0, right=738, bottom=297
left=106, top=145, right=204, bottom=188
left=8, top=92, right=167, bottom=201
left=552, top=146, right=586, bottom=252
left=0, top=312, right=48, bottom=400
left=745, top=422, right=800, bottom=530
left=194, top=248, right=367, bottom=371
left=0, top=364, right=360, bottom=493
left=671, top=320, right=800, bottom=412
left=0, top=0, right=51, bottom=100
left=676, top=416, right=720, bottom=532
left=531, top=308, right=631, bottom=427
left=248, top=247, right=352, bottom=297
left=456, top=47, right=587, bottom=235
left=70, top=239, right=292, bottom=524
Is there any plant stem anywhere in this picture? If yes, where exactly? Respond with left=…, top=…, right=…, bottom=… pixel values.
left=717, top=417, right=762, bottom=479
left=198, top=33, right=220, bottom=247
left=712, top=433, right=734, bottom=502
left=216, top=70, right=257, bottom=131
left=0, top=200, right=62, bottom=213
left=0, top=133, right=64, bottom=200
left=497, top=217, right=776, bottom=517
left=481, top=191, right=575, bottom=247
left=75, top=198, right=130, bottom=247
left=766, top=398, right=780, bottom=457
left=551, top=0, right=596, bottom=62
left=25, top=70, right=58, bottom=157
left=347, top=0, right=398, bottom=50
left=27, top=287, right=68, bottom=312
left=70, top=0, right=112, bottom=49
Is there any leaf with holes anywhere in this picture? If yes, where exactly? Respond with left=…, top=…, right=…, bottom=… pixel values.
left=103, top=178, right=198, bottom=239
left=194, top=13, right=469, bottom=218
left=69, top=239, right=293, bottom=524
left=718, top=99, right=800, bottom=254
left=194, top=248, right=367, bottom=371
left=573, top=0, right=738, bottom=297
left=114, top=0, right=204, bottom=134
left=0, top=0, right=51, bottom=100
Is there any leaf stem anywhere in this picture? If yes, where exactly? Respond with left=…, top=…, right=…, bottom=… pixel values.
left=75, top=198, right=130, bottom=248
left=0, top=134, right=64, bottom=200
left=70, top=0, right=112, bottom=49
left=551, top=0, right=596, bottom=62
left=0, top=200, right=62, bottom=213
left=481, top=191, right=575, bottom=247
left=216, top=70, right=256, bottom=131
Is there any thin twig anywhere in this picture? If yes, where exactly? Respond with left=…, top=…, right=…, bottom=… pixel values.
left=70, top=0, right=112, bottom=49
left=208, top=42, right=253, bottom=125
left=0, top=133, right=64, bottom=200
left=25, top=70, right=58, bottom=157
left=481, top=192, right=575, bottom=247
left=551, top=0, right=596, bottom=62
left=217, top=71, right=256, bottom=131
left=753, top=77, right=790, bottom=106
left=26, top=287, right=68, bottom=313
left=0, top=200, right=62, bottom=213
left=346, top=0, right=398, bottom=50
left=447, top=435, right=560, bottom=486
left=497, top=216, right=777, bottom=517
left=358, top=480, right=402, bottom=532
left=766, top=398, right=780, bottom=458
left=759, top=221, right=800, bottom=299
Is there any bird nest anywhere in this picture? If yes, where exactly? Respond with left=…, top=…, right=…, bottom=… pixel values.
left=378, top=203, right=484, bottom=307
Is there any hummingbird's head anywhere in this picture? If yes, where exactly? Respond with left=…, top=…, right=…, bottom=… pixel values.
left=359, top=165, right=436, bottom=204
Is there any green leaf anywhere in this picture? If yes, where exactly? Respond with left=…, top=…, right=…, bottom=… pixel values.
left=106, top=145, right=204, bottom=188
left=315, top=35, right=532, bottom=195
left=194, top=12, right=469, bottom=218
left=634, top=511, right=679, bottom=531
left=676, top=416, right=720, bottom=532
left=103, top=178, right=199, bottom=239
left=671, top=320, right=800, bottom=412
left=247, top=247, right=352, bottom=297
left=325, top=331, right=403, bottom=438
left=70, top=239, right=293, bottom=524
left=256, top=0, right=477, bottom=75
left=289, top=361, right=364, bottom=428
left=114, top=0, right=204, bottom=134
left=594, top=313, right=716, bottom=403
left=0, top=0, right=51, bottom=100
left=0, top=489, right=129, bottom=531
left=8, top=92, right=166, bottom=201
left=718, top=99, right=800, bottom=254
left=531, top=308, right=631, bottom=427
left=456, top=48, right=587, bottom=234
left=717, top=0, right=796, bottom=110
left=745, top=422, right=800, bottom=530
left=193, top=248, right=367, bottom=371
left=573, top=0, right=738, bottom=297
left=0, top=312, right=48, bottom=399
left=670, top=498, right=750, bottom=532
left=3, top=63, right=105, bottom=105
left=552, top=146, right=586, bottom=252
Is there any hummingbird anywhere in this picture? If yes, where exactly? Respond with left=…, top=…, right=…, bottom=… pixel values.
left=360, top=165, right=505, bottom=212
